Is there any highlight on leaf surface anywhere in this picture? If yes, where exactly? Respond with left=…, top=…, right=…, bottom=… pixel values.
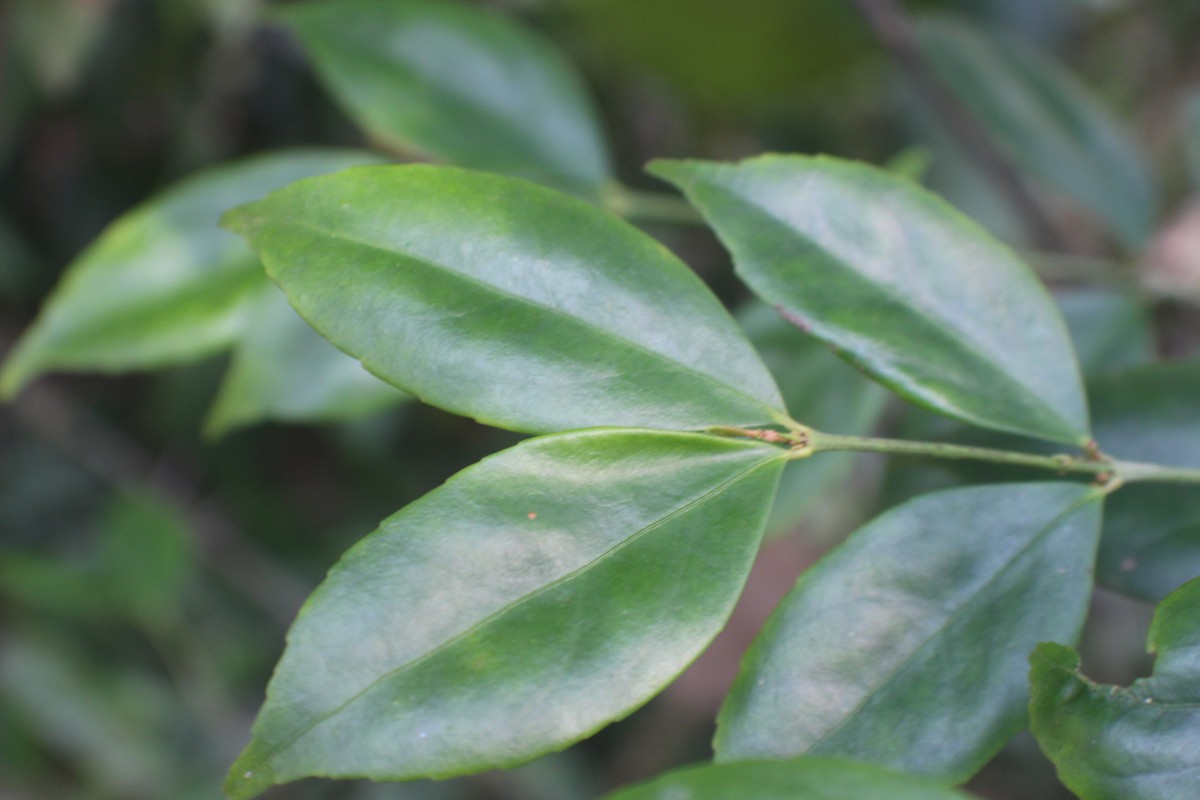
left=279, top=0, right=611, bottom=192
left=716, top=482, right=1104, bottom=782
left=651, top=154, right=1091, bottom=446
left=1029, top=577, right=1200, bottom=800
left=222, top=164, right=787, bottom=435
left=225, top=429, right=786, bottom=799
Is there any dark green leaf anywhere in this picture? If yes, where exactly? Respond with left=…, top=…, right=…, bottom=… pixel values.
left=223, top=165, right=786, bottom=434
left=0, top=150, right=382, bottom=399
left=915, top=16, right=1158, bottom=248
left=1057, top=287, right=1154, bottom=376
left=1092, top=361, right=1200, bottom=601
left=1029, top=577, right=1200, bottom=800
left=604, top=757, right=975, bottom=800
left=739, top=302, right=887, bottom=535
left=279, top=0, right=610, bottom=192
left=716, top=483, right=1103, bottom=782
left=225, top=430, right=784, bottom=799
left=206, top=286, right=407, bottom=436
left=651, top=155, right=1090, bottom=445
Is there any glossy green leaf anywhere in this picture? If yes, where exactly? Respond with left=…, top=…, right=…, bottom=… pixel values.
left=604, top=757, right=975, bottom=800
left=279, top=0, right=610, bottom=192
left=225, top=429, right=785, bottom=799
left=652, top=155, right=1090, bottom=445
left=739, top=302, right=887, bottom=535
left=224, top=165, right=786, bottom=434
left=716, top=483, right=1103, bottom=781
left=206, top=285, right=407, bottom=436
left=1029, top=577, right=1200, bottom=800
left=0, top=149, right=382, bottom=399
left=1092, top=361, right=1200, bottom=601
left=915, top=16, right=1158, bottom=248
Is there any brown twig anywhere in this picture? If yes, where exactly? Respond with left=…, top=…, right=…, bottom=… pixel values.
left=851, top=0, right=1073, bottom=252
left=5, top=381, right=310, bottom=628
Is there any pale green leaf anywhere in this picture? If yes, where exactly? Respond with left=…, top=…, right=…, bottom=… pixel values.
left=1029, top=577, right=1200, bottom=800
left=206, top=286, right=407, bottom=436
left=651, top=155, right=1090, bottom=445
left=225, top=429, right=785, bottom=799
left=1, top=149, right=382, bottom=399
left=223, top=165, right=786, bottom=434
left=716, top=483, right=1103, bottom=782
left=280, top=0, right=610, bottom=191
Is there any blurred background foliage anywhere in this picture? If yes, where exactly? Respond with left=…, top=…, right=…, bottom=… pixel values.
left=1, top=0, right=1198, bottom=798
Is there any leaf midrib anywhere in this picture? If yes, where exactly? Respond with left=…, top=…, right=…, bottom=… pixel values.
left=262, top=451, right=783, bottom=767
left=256, top=216, right=783, bottom=423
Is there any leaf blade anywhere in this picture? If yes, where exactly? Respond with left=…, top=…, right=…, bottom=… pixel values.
left=223, top=165, right=786, bottom=434
left=603, top=757, right=975, bottom=800
left=0, top=149, right=383, bottom=399
left=651, top=154, right=1090, bottom=445
left=1029, top=577, right=1200, bottom=800
left=715, top=483, right=1103, bottom=782
left=225, top=429, right=785, bottom=799
left=280, top=0, right=610, bottom=191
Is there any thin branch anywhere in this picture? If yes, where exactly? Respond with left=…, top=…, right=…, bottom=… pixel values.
left=6, top=382, right=310, bottom=628
left=852, top=0, right=1073, bottom=252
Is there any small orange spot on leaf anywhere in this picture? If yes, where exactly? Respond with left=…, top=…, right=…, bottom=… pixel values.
left=527, top=512, right=537, bottom=520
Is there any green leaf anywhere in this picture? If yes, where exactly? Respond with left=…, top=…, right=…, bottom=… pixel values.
left=0, top=149, right=383, bottom=399
left=279, top=0, right=610, bottom=192
left=914, top=16, right=1158, bottom=249
left=225, top=429, right=785, bottom=799
left=205, top=285, right=408, bottom=436
left=603, top=757, right=975, bottom=800
left=1092, top=361, right=1200, bottom=601
left=738, top=302, right=887, bottom=535
left=223, top=165, right=786, bottom=435
left=1057, top=287, right=1154, bottom=376
left=651, top=155, right=1090, bottom=445
left=715, top=483, right=1103, bottom=782
left=96, top=492, right=195, bottom=628
left=1029, top=577, right=1200, bottom=800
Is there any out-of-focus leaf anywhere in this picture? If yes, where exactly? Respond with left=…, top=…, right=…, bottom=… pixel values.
left=1056, top=287, right=1154, bottom=375
left=279, top=0, right=610, bottom=192
left=915, top=16, right=1158, bottom=249
left=9, top=0, right=115, bottom=96
left=1184, top=91, right=1200, bottom=190
left=652, top=155, right=1090, bottom=445
left=0, top=635, right=175, bottom=798
left=0, top=552, right=102, bottom=621
left=0, top=216, right=40, bottom=301
left=224, top=430, right=785, bottom=799
left=1029, top=577, right=1200, bottom=800
left=0, top=150, right=382, bottom=399
left=224, top=165, right=786, bottom=434
left=604, top=757, right=976, bottom=800
left=716, top=483, right=1103, bottom=782
left=97, top=492, right=195, bottom=628
left=738, top=302, right=887, bottom=535
left=206, top=286, right=407, bottom=436
left=1092, top=361, right=1200, bottom=601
